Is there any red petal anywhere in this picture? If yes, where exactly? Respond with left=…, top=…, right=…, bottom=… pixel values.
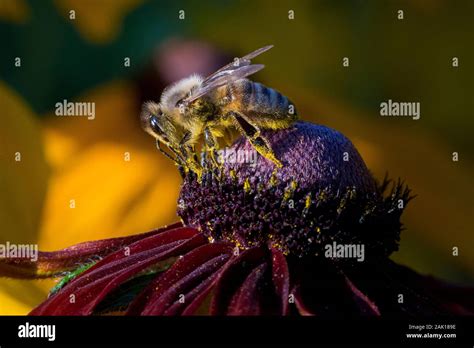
left=291, top=260, right=380, bottom=316
left=0, top=222, right=182, bottom=279
left=271, top=248, right=290, bottom=315
left=128, top=242, right=233, bottom=316
left=30, top=227, right=204, bottom=315
left=343, top=260, right=474, bottom=315
left=292, top=284, right=314, bottom=316
left=419, top=276, right=474, bottom=314
left=211, top=247, right=280, bottom=315
left=343, top=275, right=380, bottom=315
left=227, top=262, right=268, bottom=315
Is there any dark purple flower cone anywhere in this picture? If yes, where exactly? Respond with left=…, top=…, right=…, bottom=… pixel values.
left=178, top=122, right=409, bottom=259
left=220, top=121, right=377, bottom=193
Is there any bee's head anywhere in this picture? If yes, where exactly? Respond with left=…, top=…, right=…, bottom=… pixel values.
left=141, top=101, right=174, bottom=144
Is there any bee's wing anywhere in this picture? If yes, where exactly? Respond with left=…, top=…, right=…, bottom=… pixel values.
left=183, top=45, right=273, bottom=104
left=203, top=45, right=273, bottom=84
left=184, top=64, right=265, bottom=103
left=241, top=44, right=274, bottom=60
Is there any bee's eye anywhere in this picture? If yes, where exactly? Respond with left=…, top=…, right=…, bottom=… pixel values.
left=175, top=99, right=184, bottom=108
left=149, top=115, right=164, bottom=135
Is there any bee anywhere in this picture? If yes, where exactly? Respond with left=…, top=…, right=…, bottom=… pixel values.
left=141, top=45, right=298, bottom=177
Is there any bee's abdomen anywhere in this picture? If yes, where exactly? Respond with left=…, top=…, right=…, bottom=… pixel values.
left=237, top=80, right=296, bottom=121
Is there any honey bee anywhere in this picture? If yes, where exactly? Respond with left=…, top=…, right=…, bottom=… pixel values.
left=141, top=45, right=298, bottom=177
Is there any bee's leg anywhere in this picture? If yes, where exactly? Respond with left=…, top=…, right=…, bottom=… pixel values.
left=156, top=139, right=180, bottom=165
left=155, top=140, right=186, bottom=178
left=179, top=132, right=203, bottom=179
left=229, top=111, right=283, bottom=168
left=203, top=127, right=221, bottom=170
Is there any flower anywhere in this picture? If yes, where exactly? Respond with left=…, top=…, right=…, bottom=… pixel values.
left=1, top=122, right=473, bottom=316
left=179, top=122, right=405, bottom=259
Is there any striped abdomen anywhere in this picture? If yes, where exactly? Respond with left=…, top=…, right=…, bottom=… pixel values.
left=229, top=79, right=297, bottom=128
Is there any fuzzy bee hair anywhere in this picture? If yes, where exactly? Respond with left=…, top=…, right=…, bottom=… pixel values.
left=160, top=74, right=204, bottom=115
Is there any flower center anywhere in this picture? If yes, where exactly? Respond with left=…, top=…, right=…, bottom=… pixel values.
left=177, top=122, right=410, bottom=259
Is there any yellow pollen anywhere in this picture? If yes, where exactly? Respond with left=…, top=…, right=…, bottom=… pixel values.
left=305, top=194, right=312, bottom=209
left=243, top=178, right=251, bottom=193
left=291, top=180, right=298, bottom=190
left=269, top=170, right=278, bottom=187
left=283, top=180, right=298, bottom=201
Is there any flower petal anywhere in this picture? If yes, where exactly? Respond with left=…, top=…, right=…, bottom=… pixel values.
left=54, top=0, right=144, bottom=44
left=210, top=247, right=284, bottom=315
left=40, top=81, right=181, bottom=252
left=342, top=275, right=380, bottom=315
left=342, top=260, right=474, bottom=316
left=30, top=227, right=204, bottom=315
left=227, top=262, right=268, bottom=315
left=128, top=242, right=234, bottom=316
left=210, top=248, right=266, bottom=315
left=291, top=259, right=379, bottom=316
left=292, top=284, right=314, bottom=316
left=0, top=222, right=182, bottom=278
left=271, top=248, right=290, bottom=315
left=417, top=276, right=474, bottom=315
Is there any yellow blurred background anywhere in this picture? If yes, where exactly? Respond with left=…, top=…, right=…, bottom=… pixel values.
left=0, top=0, right=473, bottom=314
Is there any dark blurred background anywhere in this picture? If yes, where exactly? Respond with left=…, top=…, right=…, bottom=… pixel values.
left=0, top=0, right=472, bottom=314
